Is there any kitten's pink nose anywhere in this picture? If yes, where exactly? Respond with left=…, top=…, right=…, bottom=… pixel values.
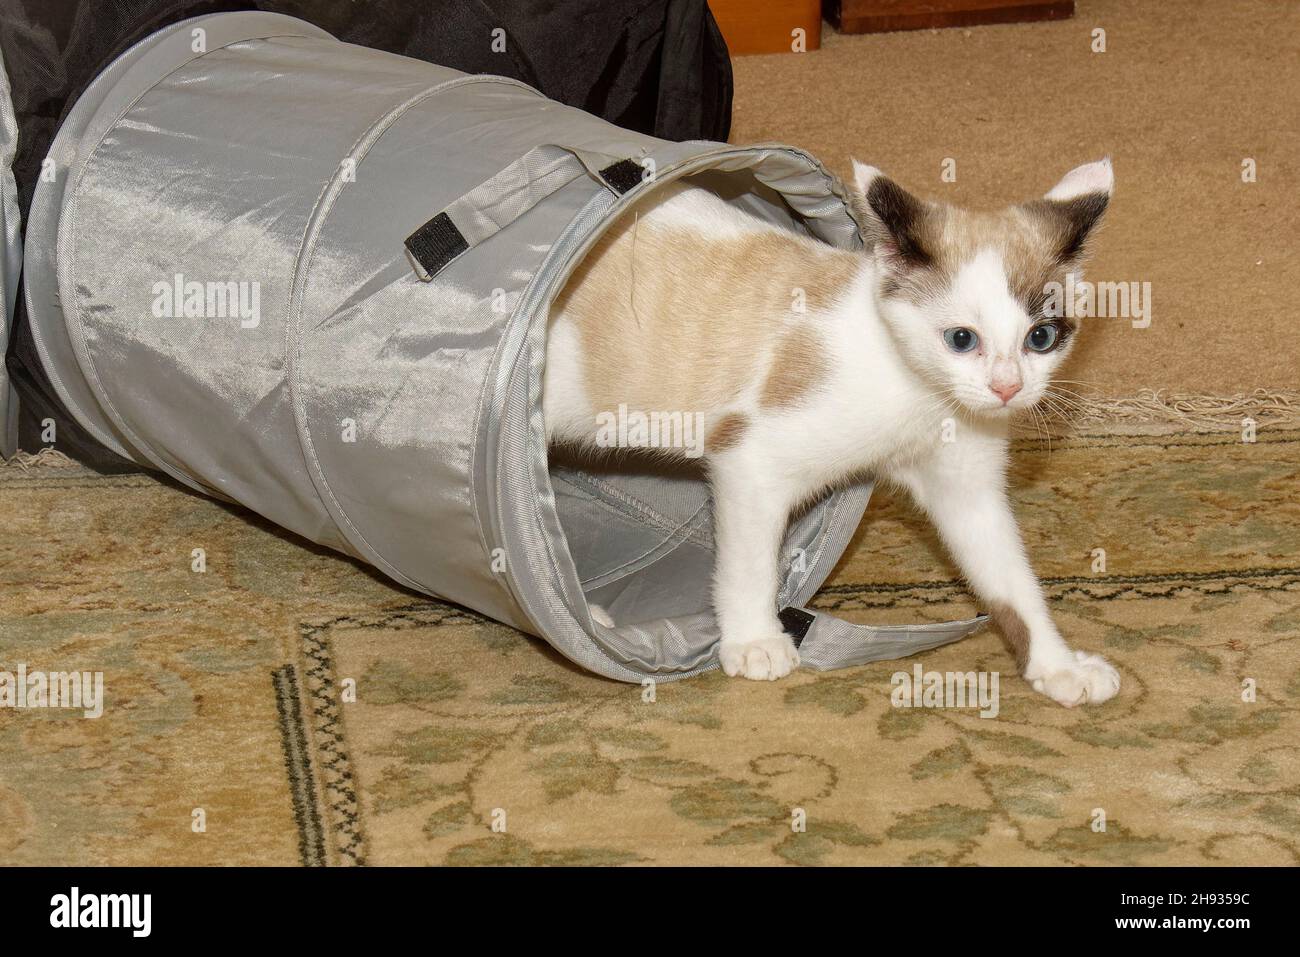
left=990, top=382, right=1022, bottom=404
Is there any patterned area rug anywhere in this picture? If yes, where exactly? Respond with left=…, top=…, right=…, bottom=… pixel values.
left=2, top=417, right=1299, bottom=865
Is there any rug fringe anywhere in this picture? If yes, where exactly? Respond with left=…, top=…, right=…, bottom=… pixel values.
left=1030, top=388, right=1300, bottom=433
left=2, top=448, right=81, bottom=470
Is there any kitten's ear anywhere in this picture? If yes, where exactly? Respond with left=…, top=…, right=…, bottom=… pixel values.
left=1034, top=158, right=1113, bottom=265
left=1045, top=157, right=1114, bottom=202
left=849, top=158, right=935, bottom=268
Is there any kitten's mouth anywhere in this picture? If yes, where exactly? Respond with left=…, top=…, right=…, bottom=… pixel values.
left=960, top=398, right=1047, bottom=424
left=971, top=387, right=1045, bottom=416
left=947, top=383, right=1042, bottom=418
left=957, top=394, right=1020, bottom=417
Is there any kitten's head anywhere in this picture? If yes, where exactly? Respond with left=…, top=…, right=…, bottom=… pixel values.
left=849, top=158, right=1112, bottom=417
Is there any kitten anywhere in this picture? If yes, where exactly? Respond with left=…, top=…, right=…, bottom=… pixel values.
left=544, top=159, right=1119, bottom=707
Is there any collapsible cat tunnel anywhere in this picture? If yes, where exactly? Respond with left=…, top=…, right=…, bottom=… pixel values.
left=18, top=12, right=987, bottom=680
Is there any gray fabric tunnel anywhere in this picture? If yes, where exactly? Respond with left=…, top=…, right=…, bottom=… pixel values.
left=18, top=12, right=988, bottom=681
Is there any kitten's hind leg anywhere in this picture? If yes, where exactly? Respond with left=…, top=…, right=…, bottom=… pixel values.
left=709, top=452, right=802, bottom=681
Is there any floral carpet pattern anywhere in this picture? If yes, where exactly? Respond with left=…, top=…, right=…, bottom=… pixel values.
left=2, top=422, right=1298, bottom=865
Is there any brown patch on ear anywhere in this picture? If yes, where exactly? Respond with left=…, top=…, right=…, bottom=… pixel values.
left=1002, top=234, right=1068, bottom=320
left=706, top=413, right=749, bottom=454
left=1023, top=192, right=1109, bottom=268
left=865, top=176, right=939, bottom=267
left=760, top=326, right=824, bottom=409
left=993, top=203, right=1101, bottom=323
left=872, top=185, right=1109, bottom=322
left=988, top=602, right=1031, bottom=674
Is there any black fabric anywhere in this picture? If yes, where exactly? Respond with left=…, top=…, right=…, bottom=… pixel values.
left=779, top=606, right=816, bottom=647
left=1, top=0, right=732, bottom=229
left=405, top=212, right=470, bottom=281
left=0, top=0, right=733, bottom=464
left=598, top=158, right=645, bottom=195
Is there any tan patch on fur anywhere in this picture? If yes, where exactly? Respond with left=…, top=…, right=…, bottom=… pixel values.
left=989, top=602, right=1031, bottom=674
left=760, top=325, right=825, bottom=409
left=551, top=186, right=860, bottom=420
left=706, top=413, right=749, bottom=453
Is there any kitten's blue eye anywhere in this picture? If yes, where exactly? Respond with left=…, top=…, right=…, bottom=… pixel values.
left=943, top=327, right=979, bottom=353
left=1025, top=323, right=1060, bottom=353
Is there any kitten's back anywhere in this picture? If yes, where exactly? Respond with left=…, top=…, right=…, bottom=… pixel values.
left=545, top=183, right=861, bottom=446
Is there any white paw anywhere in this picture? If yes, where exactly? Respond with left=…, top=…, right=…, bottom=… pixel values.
left=1031, top=650, right=1120, bottom=707
left=589, top=603, right=615, bottom=628
left=718, top=634, right=800, bottom=681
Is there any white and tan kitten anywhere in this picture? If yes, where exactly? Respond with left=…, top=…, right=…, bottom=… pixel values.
left=544, top=159, right=1119, bottom=707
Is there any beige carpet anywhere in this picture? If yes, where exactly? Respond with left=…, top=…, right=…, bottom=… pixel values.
left=731, top=0, right=1300, bottom=396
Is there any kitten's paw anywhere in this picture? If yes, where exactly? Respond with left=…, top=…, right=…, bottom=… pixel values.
left=718, top=634, right=800, bottom=681
left=589, top=603, right=615, bottom=628
left=1030, top=650, right=1120, bottom=707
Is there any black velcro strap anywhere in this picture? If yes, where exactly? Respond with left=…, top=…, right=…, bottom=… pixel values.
left=778, top=606, right=817, bottom=648
left=404, top=211, right=469, bottom=280
left=598, top=159, right=643, bottom=195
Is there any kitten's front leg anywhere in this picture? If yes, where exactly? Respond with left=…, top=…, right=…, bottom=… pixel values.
left=892, top=435, right=1120, bottom=707
left=709, top=454, right=803, bottom=681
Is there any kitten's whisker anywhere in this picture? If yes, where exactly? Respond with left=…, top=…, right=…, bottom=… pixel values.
left=1040, top=391, right=1085, bottom=417
left=913, top=390, right=963, bottom=425
left=1045, top=386, right=1093, bottom=406
left=1042, top=383, right=1091, bottom=411
left=910, top=385, right=963, bottom=414
left=1040, top=390, right=1091, bottom=431
left=1028, top=403, right=1054, bottom=452
left=1046, top=379, right=1105, bottom=399
left=1039, top=391, right=1081, bottom=422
